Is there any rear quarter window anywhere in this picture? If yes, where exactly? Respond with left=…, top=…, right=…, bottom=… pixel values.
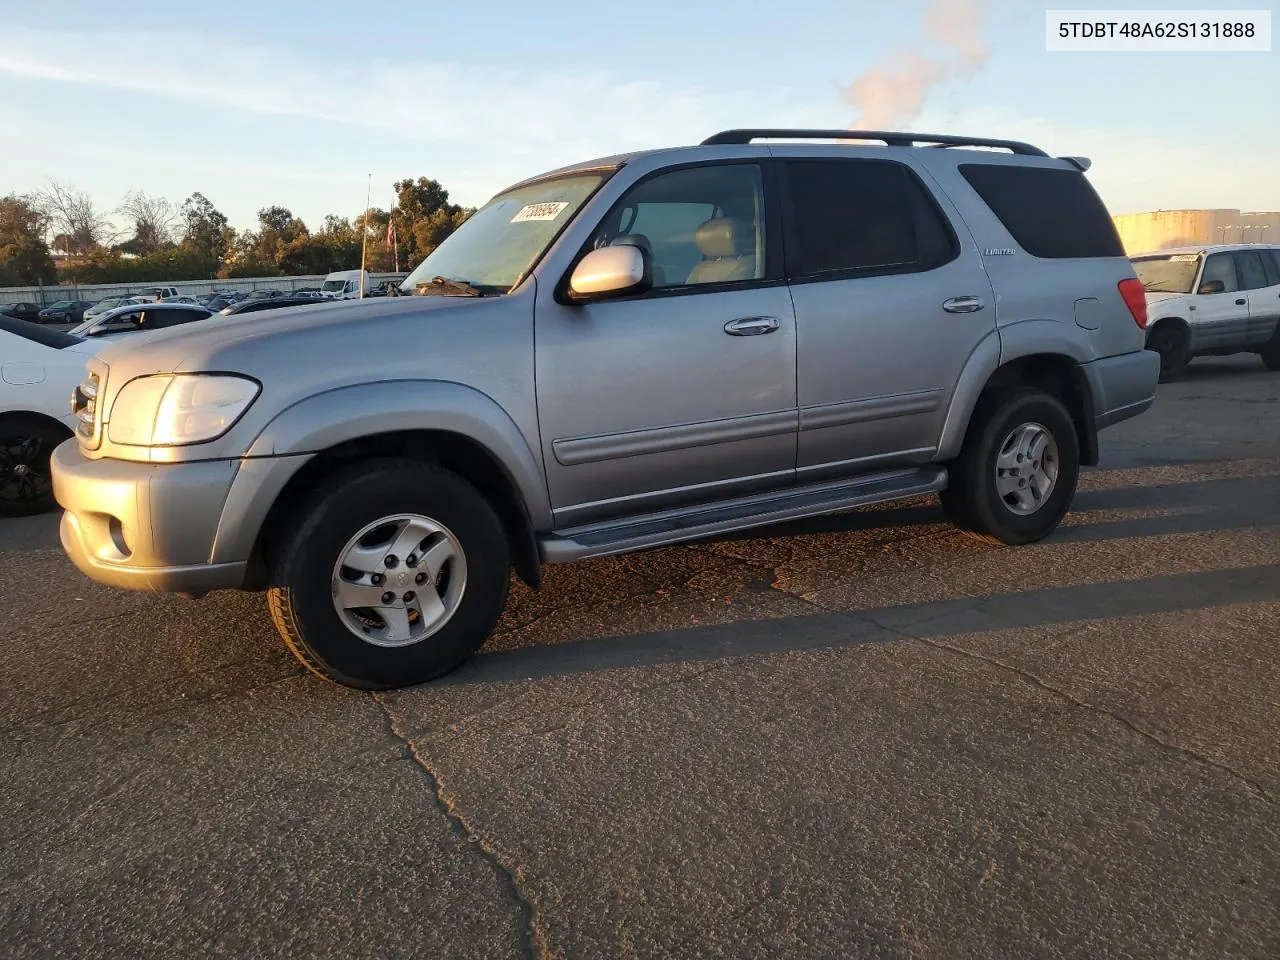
left=959, top=164, right=1125, bottom=259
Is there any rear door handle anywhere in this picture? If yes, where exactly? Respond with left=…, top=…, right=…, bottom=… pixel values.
left=724, top=316, right=779, bottom=336
left=1235, top=298, right=1247, bottom=306
left=942, top=296, right=986, bottom=314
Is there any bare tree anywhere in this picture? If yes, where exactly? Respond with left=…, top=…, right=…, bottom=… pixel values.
left=118, top=190, right=178, bottom=255
left=34, top=180, right=115, bottom=256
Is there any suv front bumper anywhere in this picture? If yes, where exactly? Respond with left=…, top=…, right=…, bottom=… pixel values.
left=52, top=440, right=248, bottom=594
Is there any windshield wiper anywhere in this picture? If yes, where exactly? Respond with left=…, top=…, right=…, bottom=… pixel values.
left=418, top=276, right=484, bottom=297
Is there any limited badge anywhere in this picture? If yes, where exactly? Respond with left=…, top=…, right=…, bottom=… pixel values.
left=511, top=202, right=569, bottom=223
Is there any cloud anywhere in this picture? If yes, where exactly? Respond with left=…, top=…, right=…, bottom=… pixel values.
left=844, top=0, right=990, bottom=129
left=0, top=24, right=824, bottom=160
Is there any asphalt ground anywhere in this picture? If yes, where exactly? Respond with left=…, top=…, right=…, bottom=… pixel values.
left=2, top=354, right=1278, bottom=959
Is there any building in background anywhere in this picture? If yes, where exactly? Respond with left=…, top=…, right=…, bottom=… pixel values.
left=1113, top=209, right=1280, bottom=254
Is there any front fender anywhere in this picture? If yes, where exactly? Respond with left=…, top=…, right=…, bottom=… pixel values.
left=244, top=379, right=551, bottom=527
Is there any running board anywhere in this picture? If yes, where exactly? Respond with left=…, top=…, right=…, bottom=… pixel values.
left=539, top=466, right=948, bottom=563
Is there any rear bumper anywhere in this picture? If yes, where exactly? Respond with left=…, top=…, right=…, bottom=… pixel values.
left=1083, top=349, right=1160, bottom=430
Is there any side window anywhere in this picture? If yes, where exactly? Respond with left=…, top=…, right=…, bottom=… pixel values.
left=589, top=163, right=766, bottom=289
left=1263, top=249, right=1280, bottom=286
left=780, top=158, right=957, bottom=279
left=1235, top=251, right=1270, bottom=291
left=97, top=310, right=142, bottom=332
left=1200, top=253, right=1239, bottom=293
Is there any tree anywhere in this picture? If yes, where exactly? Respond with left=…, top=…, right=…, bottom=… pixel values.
left=391, top=177, right=467, bottom=265
left=0, top=194, right=57, bottom=285
left=180, top=192, right=230, bottom=262
left=34, top=180, right=114, bottom=256
left=118, top=190, right=178, bottom=255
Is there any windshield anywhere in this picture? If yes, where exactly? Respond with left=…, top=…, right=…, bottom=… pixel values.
left=48, top=301, right=72, bottom=309
left=321, top=280, right=346, bottom=292
left=1132, top=254, right=1200, bottom=294
left=401, top=173, right=606, bottom=295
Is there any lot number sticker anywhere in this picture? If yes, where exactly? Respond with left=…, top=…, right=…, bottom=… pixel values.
left=511, top=202, right=569, bottom=223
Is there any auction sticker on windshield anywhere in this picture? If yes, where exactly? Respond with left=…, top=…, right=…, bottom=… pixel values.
left=511, top=202, right=569, bottom=223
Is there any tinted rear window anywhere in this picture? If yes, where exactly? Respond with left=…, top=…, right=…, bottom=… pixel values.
left=959, top=164, right=1125, bottom=259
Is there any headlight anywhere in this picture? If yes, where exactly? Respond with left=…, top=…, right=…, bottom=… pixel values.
left=107, top=374, right=260, bottom=446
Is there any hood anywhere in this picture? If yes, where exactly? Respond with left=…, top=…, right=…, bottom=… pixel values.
left=93, top=292, right=520, bottom=382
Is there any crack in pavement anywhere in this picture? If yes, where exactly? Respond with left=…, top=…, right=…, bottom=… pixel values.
left=370, top=693, right=549, bottom=960
left=914, top=635, right=1276, bottom=806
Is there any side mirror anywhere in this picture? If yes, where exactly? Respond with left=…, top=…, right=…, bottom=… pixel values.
left=567, top=245, right=650, bottom=301
left=1198, top=279, right=1225, bottom=295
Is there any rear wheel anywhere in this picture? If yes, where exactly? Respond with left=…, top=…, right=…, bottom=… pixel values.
left=1148, top=324, right=1190, bottom=382
left=940, top=388, right=1080, bottom=546
left=266, top=459, right=511, bottom=689
left=0, top=418, right=67, bottom=518
left=1261, top=330, right=1280, bottom=371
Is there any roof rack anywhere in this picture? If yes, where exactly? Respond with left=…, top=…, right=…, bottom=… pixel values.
left=701, top=129, right=1049, bottom=157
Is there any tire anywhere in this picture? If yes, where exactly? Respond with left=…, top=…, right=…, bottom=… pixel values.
left=0, top=418, right=67, bottom=518
left=266, top=459, right=511, bottom=690
left=939, top=388, right=1080, bottom=546
left=1147, top=324, right=1190, bottom=382
left=1261, top=331, right=1280, bottom=371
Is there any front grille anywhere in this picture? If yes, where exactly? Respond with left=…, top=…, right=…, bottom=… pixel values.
left=72, top=366, right=104, bottom=449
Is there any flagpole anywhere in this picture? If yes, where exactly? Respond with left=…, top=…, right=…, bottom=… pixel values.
left=359, top=173, right=371, bottom=300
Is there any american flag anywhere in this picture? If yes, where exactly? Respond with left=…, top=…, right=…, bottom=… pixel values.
left=386, top=219, right=397, bottom=245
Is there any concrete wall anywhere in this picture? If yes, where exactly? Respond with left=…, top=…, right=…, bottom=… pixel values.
left=1114, top=209, right=1280, bottom=254
left=0, top=273, right=409, bottom=306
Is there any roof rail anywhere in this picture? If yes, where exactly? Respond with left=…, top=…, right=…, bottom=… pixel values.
left=701, top=129, right=1050, bottom=157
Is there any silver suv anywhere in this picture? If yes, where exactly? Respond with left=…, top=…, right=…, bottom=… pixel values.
left=51, top=128, right=1160, bottom=690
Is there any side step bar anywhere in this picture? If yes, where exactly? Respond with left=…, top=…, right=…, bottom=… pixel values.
left=539, top=466, right=948, bottom=563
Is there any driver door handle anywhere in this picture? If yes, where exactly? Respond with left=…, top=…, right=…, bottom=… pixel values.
left=724, top=316, right=779, bottom=336
left=942, top=296, right=986, bottom=314
left=1235, top=298, right=1247, bottom=306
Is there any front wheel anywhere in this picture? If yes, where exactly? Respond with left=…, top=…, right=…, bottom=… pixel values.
left=940, top=389, right=1080, bottom=546
left=266, top=459, right=511, bottom=689
left=0, top=419, right=67, bottom=518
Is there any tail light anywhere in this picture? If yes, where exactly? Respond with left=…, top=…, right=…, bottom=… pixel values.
left=1117, top=277, right=1148, bottom=329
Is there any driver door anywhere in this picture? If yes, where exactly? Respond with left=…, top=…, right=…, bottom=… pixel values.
left=534, top=161, right=798, bottom=527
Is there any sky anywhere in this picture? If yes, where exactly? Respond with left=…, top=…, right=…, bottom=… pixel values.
left=1, top=0, right=1277, bottom=236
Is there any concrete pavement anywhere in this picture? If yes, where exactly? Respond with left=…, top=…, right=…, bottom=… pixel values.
left=2, top=355, right=1278, bottom=959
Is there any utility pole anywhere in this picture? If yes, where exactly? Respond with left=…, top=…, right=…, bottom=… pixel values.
left=359, top=173, right=371, bottom=300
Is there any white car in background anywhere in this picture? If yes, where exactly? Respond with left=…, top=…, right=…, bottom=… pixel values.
left=81, top=296, right=146, bottom=325
left=0, top=317, right=101, bottom=516
left=1133, top=243, right=1280, bottom=381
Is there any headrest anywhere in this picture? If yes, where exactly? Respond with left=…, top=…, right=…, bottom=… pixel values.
left=695, top=217, right=747, bottom=259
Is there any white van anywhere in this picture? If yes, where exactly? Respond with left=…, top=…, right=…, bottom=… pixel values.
left=320, top=270, right=374, bottom=300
